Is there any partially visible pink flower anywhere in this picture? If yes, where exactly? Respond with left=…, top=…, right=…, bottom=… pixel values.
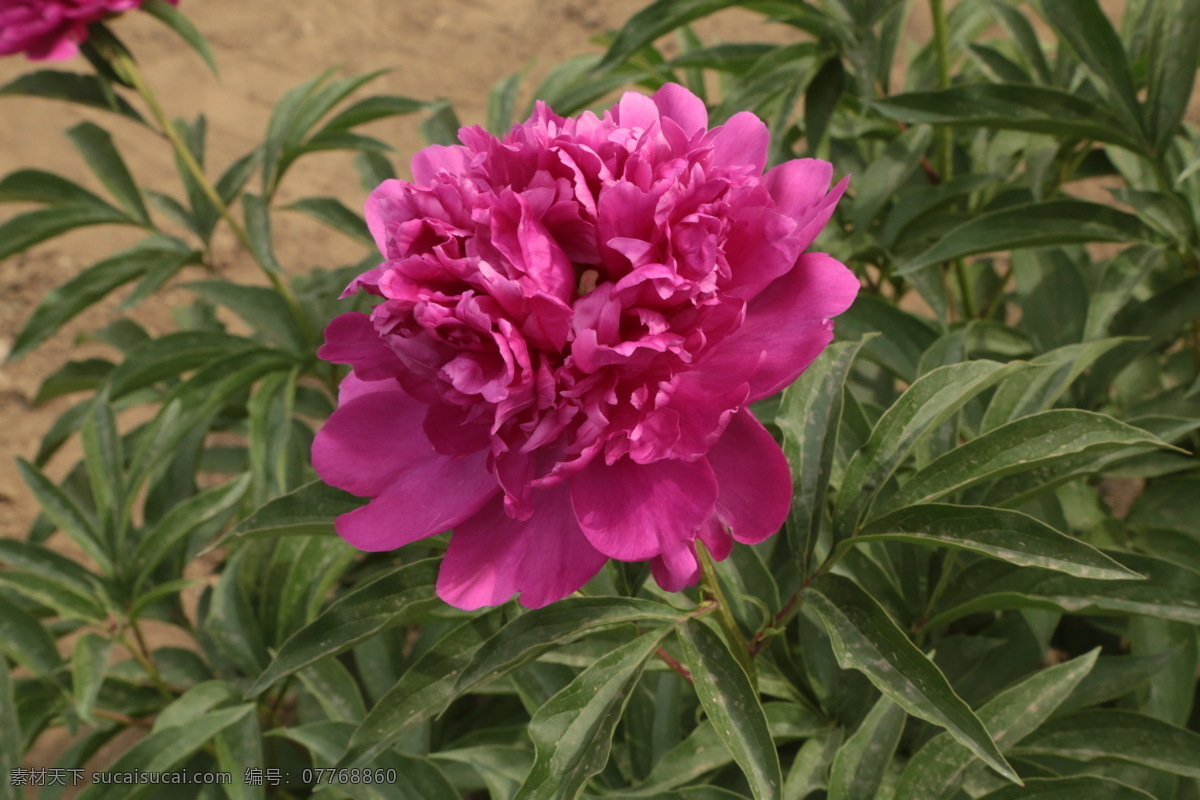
left=0, top=0, right=175, bottom=61
left=315, top=83, right=859, bottom=610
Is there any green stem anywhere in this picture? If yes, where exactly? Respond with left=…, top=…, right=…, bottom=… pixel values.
left=113, top=51, right=314, bottom=343
left=954, top=259, right=978, bottom=319
left=696, top=541, right=757, bottom=689
left=930, top=0, right=954, bottom=183
left=124, top=621, right=174, bottom=701
left=916, top=549, right=959, bottom=642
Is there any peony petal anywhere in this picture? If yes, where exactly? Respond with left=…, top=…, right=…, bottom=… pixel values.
left=708, top=409, right=792, bottom=544
left=616, top=90, right=662, bottom=132
left=364, top=179, right=406, bottom=255
left=706, top=252, right=859, bottom=401
left=793, top=175, right=849, bottom=252
left=709, top=111, right=769, bottom=173
left=652, top=83, right=708, bottom=137
left=763, top=158, right=834, bottom=220
left=571, top=456, right=718, bottom=561
left=334, top=445, right=495, bottom=552
left=318, top=312, right=402, bottom=382
left=437, top=487, right=608, bottom=609
left=410, top=143, right=472, bottom=187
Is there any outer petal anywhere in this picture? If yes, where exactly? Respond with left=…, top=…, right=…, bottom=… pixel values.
left=708, top=409, right=792, bottom=543
left=762, top=158, right=833, bottom=220
left=313, top=386, right=428, bottom=496
left=704, top=252, right=859, bottom=402
left=313, top=386, right=497, bottom=545
left=571, top=456, right=718, bottom=561
left=333, top=446, right=495, bottom=552
left=709, top=111, right=769, bottom=174
left=318, top=312, right=402, bottom=381
left=652, top=83, right=708, bottom=137
left=364, top=179, right=406, bottom=255
left=437, top=487, right=608, bottom=610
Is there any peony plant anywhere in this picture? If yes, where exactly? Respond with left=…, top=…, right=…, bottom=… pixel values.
left=0, top=0, right=1198, bottom=798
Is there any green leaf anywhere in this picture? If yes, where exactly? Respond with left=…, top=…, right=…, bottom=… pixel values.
left=871, top=84, right=1140, bottom=150
left=420, top=100, right=462, bottom=146
left=596, top=0, right=739, bottom=72
left=835, top=297, right=939, bottom=383
left=776, top=337, right=870, bottom=572
left=1037, top=0, right=1141, bottom=131
left=980, top=340, right=1133, bottom=431
left=1144, top=0, right=1200, bottom=153
left=288, top=70, right=389, bottom=148
left=455, top=597, right=686, bottom=698
left=184, top=279, right=308, bottom=351
left=900, top=200, right=1158, bottom=274
left=0, top=70, right=147, bottom=124
left=75, top=704, right=254, bottom=800
left=639, top=703, right=824, bottom=793
left=140, top=0, right=218, bottom=76
left=71, top=633, right=112, bottom=725
left=347, top=608, right=509, bottom=763
left=852, top=125, right=935, bottom=230
left=65, top=121, right=151, bottom=225
left=828, top=694, right=905, bottom=800
left=516, top=629, right=670, bottom=800
left=929, top=556, right=1200, bottom=629
left=982, top=0, right=1051, bottom=82
left=976, top=777, right=1155, bottom=800
left=261, top=68, right=337, bottom=194
left=298, top=655, right=368, bottom=724
left=131, top=475, right=250, bottom=587
left=852, top=504, right=1140, bottom=580
left=783, top=729, right=842, bottom=800
left=204, top=548, right=268, bottom=675
left=1012, top=709, right=1200, bottom=778
left=678, top=620, right=783, bottom=800
left=804, top=56, right=844, bottom=154
left=80, top=395, right=123, bottom=530
left=241, top=192, right=283, bottom=273
left=0, top=539, right=107, bottom=605
left=8, top=244, right=193, bottom=361
left=0, top=569, right=106, bottom=622
left=487, top=72, right=523, bottom=134
left=877, top=410, right=1170, bottom=514
left=317, top=95, right=427, bottom=135
left=247, top=560, right=441, bottom=696
left=0, top=203, right=135, bottom=262
left=834, top=360, right=1014, bottom=537
left=16, top=457, right=110, bottom=573
left=286, top=196, right=373, bottom=245
left=262, top=535, right=355, bottom=647
left=0, top=662, right=18, bottom=800
left=0, top=168, right=111, bottom=206
left=0, top=593, right=64, bottom=680
left=1059, top=651, right=1182, bottom=714
left=894, top=649, right=1098, bottom=800
left=225, top=479, right=366, bottom=542
left=804, top=574, right=1017, bottom=783
left=107, top=330, right=258, bottom=399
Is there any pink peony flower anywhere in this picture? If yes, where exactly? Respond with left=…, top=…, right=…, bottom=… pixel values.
left=314, top=83, right=859, bottom=610
left=0, top=0, right=175, bottom=61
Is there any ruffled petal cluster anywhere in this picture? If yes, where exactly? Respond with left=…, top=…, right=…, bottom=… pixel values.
left=315, top=83, right=859, bottom=609
left=0, top=0, right=174, bottom=61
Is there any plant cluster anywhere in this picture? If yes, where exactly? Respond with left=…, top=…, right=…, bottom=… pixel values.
left=1, top=1, right=1198, bottom=799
